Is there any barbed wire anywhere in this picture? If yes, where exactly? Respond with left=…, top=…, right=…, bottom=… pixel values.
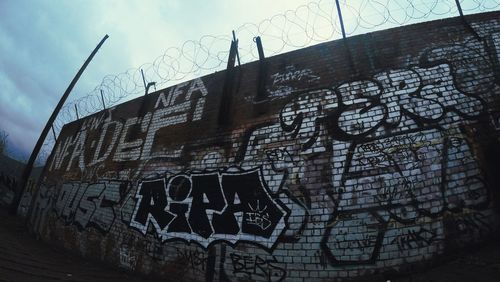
left=36, top=0, right=500, bottom=165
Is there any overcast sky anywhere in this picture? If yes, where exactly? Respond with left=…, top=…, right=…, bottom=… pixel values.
left=0, top=0, right=496, bottom=162
left=0, top=0, right=319, bottom=161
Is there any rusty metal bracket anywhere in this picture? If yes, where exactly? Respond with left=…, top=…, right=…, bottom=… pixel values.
left=335, top=0, right=356, bottom=75
left=100, top=89, right=106, bottom=110
left=232, top=30, right=241, bottom=67
left=74, top=104, right=79, bottom=120
left=254, top=36, right=268, bottom=103
left=141, top=69, right=156, bottom=95
left=217, top=39, right=238, bottom=125
left=455, top=0, right=482, bottom=41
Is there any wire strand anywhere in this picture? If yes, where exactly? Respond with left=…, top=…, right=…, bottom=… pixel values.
left=36, top=0, right=500, bottom=165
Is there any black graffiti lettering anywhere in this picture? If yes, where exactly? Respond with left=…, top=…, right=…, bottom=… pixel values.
left=148, top=244, right=163, bottom=261
left=231, top=253, right=252, bottom=273
left=230, top=253, right=247, bottom=273
left=177, top=249, right=207, bottom=271
left=229, top=253, right=286, bottom=281
left=455, top=212, right=491, bottom=235
left=129, top=168, right=288, bottom=249
left=55, top=183, right=81, bottom=222
left=265, top=148, right=294, bottom=172
left=314, top=250, right=328, bottom=269
left=218, top=170, right=283, bottom=238
left=167, top=203, right=191, bottom=233
left=255, top=256, right=269, bottom=277
left=321, top=211, right=387, bottom=266
left=88, top=182, right=121, bottom=232
left=189, top=173, right=225, bottom=238
left=133, top=179, right=173, bottom=230
left=391, top=227, right=437, bottom=250
left=74, top=183, right=101, bottom=229
left=51, top=181, right=127, bottom=234
left=212, top=173, right=250, bottom=235
left=167, top=175, right=192, bottom=233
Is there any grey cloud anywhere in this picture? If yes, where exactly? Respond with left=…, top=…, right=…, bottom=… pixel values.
left=0, top=0, right=313, bottom=162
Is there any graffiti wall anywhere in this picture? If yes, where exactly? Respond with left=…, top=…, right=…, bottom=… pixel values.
left=28, top=12, right=500, bottom=281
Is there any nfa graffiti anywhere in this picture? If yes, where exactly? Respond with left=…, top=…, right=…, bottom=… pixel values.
left=129, top=167, right=290, bottom=249
left=48, top=78, right=208, bottom=172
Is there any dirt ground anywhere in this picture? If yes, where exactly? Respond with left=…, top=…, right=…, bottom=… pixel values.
left=1, top=206, right=499, bottom=282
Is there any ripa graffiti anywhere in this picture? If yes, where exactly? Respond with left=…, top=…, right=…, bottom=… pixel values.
left=129, top=167, right=289, bottom=249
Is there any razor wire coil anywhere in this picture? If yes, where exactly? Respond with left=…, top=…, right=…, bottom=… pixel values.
left=36, top=0, right=500, bottom=165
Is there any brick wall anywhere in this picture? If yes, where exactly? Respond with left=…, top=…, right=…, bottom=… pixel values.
left=28, top=12, right=500, bottom=281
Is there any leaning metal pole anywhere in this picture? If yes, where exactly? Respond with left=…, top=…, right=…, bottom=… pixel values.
left=334, top=0, right=347, bottom=40
left=9, top=34, right=109, bottom=215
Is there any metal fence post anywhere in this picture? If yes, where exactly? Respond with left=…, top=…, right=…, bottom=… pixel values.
left=454, top=0, right=482, bottom=41
left=334, top=0, right=356, bottom=74
left=100, top=89, right=106, bottom=110
left=51, top=125, right=57, bottom=141
left=254, top=36, right=268, bottom=103
left=74, top=104, right=79, bottom=120
left=9, top=34, right=109, bottom=215
left=335, top=0, right=347, bottom=40
left=218, top=39, right=238, bottom=125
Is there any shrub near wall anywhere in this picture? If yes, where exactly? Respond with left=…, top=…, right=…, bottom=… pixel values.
left=30, top=12, right=500, bottom=281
